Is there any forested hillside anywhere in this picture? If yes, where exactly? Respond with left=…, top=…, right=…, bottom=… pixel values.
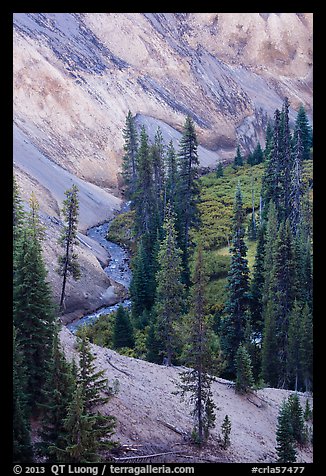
left=13, top=95, right=313, bottom=464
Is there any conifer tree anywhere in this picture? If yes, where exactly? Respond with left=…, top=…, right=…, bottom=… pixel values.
left=151, top=127, right=165, bottom=227
left=293, top=105, right=312, bottom=161
left=113, top=305, right=135, bottom=350
left=286, top=300, right=305, bottom=391
left=216, top=162, right=224, bottom=178
left=130, top=236, right=157, bottom=327
left=133, top=125, right=156, bottom=237
left=250, top=224, right=266, bottom=334
left=57, top=184, right=81, bottom=312
left=77, top=329, right=110, bottom=411
left=13, top=175, right=25, bottom=243
left=121, top=110, right=138, bottom=199
left=76, top=330, right=116, bottom=455
left=264, top=119, right=274, bottom=161
left=279, top=97, right=293, bottom=223
left=235, top=343, right=254, bottom=394
left=234, top=145, right=243, bottom=166
left=38, top=330, right=77, bottom=462
left=165, top=140, right=178, bottom=211
left=276, top=400, right=297, bottom=463
left=13, top=326, right=33, bottom=463
left=261, top=109, right=282, bottom=220
left=220, top=415, right=231, bottom=449
left=52, top=385, right=99, bottom=463
left=289, top=127, right=304, bottom=236
left=300, top=303, right=313, bottom=392
left=287, top=393, right=306, bottom=446
left=13, top=202, right=55, bottom=408
left=154, top=204, right=185, bottom=366
left=221, top=183, right=250, bottom=376
left=178, top=244, right=217, bottom=445
left=176, top=115, right=200, bottom=285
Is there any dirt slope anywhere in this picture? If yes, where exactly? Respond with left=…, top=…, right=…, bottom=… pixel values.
left=60, top=326, right=313, bottom=464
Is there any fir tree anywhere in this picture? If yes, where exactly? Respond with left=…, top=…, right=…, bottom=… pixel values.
left=216, top=162, right=224, bottom=178
left=264, top=119, right=274, bottom=162
left=300, top=303, right=313, bottom=392
left=235, top=344, right=254, bottom=394
left=221, top=182, right=250, bottom=376
left=57, top=184, right=81, bottom=312
left=250, top=224, right=266, bottom=334
left=121, top=110, right=138, bottom=199
left=293, top=105, right=312, bottom=161
left=38, top=330, right=77, bottom=462
left=13, top=326, right=33, bottom=463
left=113, top=305, right=135, bottom=350
left=289, top=126, right=304, bottom=236
left=261, top=109, right=282, bottom=220
left=165, top=140, right=178, bottom=212
left=176, top=115, right=200, bottom=286
left=133, top=125, right=156, bottom=237
left=178, top=244, right=217, bottom=446
left=13, top=174, right=25, bottom=243
left=154, top=204, right=185, bottom=366
left=220, top=415, right=231, bottom=449
left=234, top=145, right=243, bottom=166
left=279, top=97, right=293, bottom=223
left=77, top=329, right=110, bottom=411
left=151, top=127, right=165, bottom=227
left=13, top=209, right=55, bottom=408
left=52, top=385, right=99, bottom=463
left=276, top=399, right=297, bottom=463
left=287, top=393, right=306, bottom=446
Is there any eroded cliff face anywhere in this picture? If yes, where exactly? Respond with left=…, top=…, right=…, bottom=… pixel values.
left=13, top=13, right=313, bottom=314
left=13, top=12, right=313, bottom=191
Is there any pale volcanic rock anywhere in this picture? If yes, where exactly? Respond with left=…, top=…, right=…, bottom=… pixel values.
left=13, top=13, right=313, bottom=314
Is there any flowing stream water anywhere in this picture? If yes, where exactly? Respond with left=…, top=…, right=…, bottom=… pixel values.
left=67, top=203, right=132, bottom=333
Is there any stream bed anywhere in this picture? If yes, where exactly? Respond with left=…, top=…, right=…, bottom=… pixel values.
left=67, top=204, right=132, bottom=333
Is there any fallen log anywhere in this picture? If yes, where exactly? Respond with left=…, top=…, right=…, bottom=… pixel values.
left=156, top=419, right=190, bottom=439
left=112, top=451, right=183, bottom=461
left=106, top=356, right=131, bottom=377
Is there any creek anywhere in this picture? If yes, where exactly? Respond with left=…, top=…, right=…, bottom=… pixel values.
left=67, top=203, right=132, bottom=333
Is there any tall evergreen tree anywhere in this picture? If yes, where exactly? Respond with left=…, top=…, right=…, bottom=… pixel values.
left=221, top=182, right=250, bottom=376
left=293, top=105, right=312, bottom=161
left=220, top=415, right=232, bottom=449
left=178, top=244, right=217, bottom=445
left=57, top=184, right=81, bottom=312
left=151, top=127, right=165, bottom=227
left=235, top=343, right=254, bottom=394
left=154, top=204, right=185, bottom=366
left=113, top=305, right=135, bottom=350
left=287, top=393, right=306, bottom=445
left=276, top=399, right=297, bottom=463
left=121, top=111, right=138, bottom=199
left=52, top=385, right=99, bottom=463
left=133, top=125, right=156, bottom=237
left=250, top=223, right=266, bottom=334
left=13, top=197, right=55, bottom=408
left=13, top=175, right=25, bottom=243
left=13, top=326, right=33, bottom=463
left=38, top=330, right=77, bottom=462
left=77, top=329, right=110, bottom=411
left=234, top=145, right=243, bottom=167
left=264, top=119, right=274, bottom=162
left=261, top=109, right=282, bottom=221
left=216, top=162, right=224, bottom=178
left=165, top=140, right=178, bottom=211
left=300, top=303, right=313, bottom=392
left=279, top=97, right=293, bottom=223
left=176, top=115, right=200, bottom=286
left=289, top=127, right=304, bottom=236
